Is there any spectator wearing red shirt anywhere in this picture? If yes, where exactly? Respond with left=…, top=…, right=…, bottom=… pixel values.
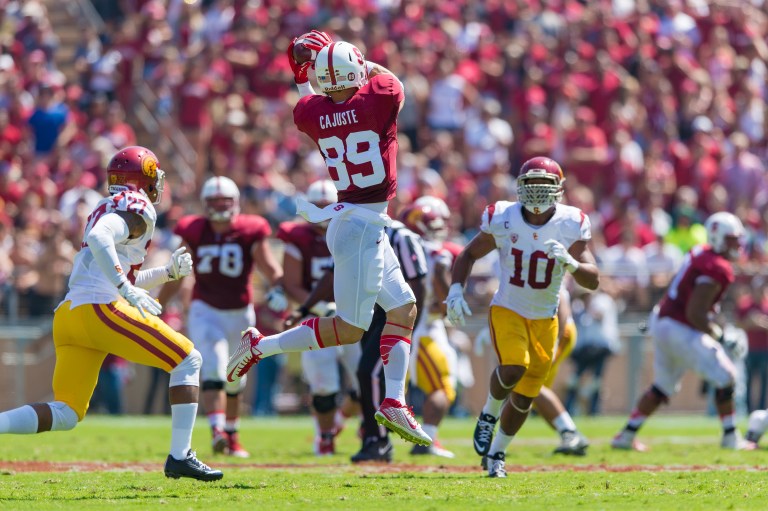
left=736, top=278, right=768, bottom=412
left=561, top=106, right=609, bottom=192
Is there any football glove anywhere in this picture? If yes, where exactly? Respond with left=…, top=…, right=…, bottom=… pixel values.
left=119, top=282, right=163, bottom=318
left=286, top=38, right=312, bottom=84
left=298, top=30, right=332, bottom=55
left=266, top=286, right=288, bottom=313
left=721, top=324, right=748, bottom=361
left=544, top=239, right=579, bottom=273
left=165, top=247, right=193, bottom=281
left=310, top=300, right=336, bottom=317
left=445, top=283, right=471, bottom=326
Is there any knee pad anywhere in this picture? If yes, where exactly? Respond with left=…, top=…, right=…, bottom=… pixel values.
left=170, top=349, right=202, bottom=387
left=201, top=380, right=225, bottom=392
left=748, top=410, right=768, bottom=437
left=650, top=385, right=670, bottom=404
left=225, top=375, right=246, bottom=395
left=312, top=393, right=338, bottom=414
left=714, top=386, right=735, bottom=404
left=49, top=401, right=79, bottom=431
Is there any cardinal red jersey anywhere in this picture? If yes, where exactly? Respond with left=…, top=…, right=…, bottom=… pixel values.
left=277, top=221, right=333, bottom=292
left=658, top=245, right=734, bottom=328
left=175, top=214, right=271, bottom=310
left=293, top=74, right=404, bottom=204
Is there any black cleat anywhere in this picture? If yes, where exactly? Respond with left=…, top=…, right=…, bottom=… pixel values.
left=473, top=413, right=498, bottom=456
left=164, top=449, right=223, bottom=481
left=553, top=430, right=590, bottom=456
left=351, top=437, right=394, bottom=463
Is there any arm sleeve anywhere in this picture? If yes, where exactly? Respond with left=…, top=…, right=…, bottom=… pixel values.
left=296, top=81, right=316, bottom=98
left=134, top=266, right=170, bottom=290
left=85, top=213, right=131, bottom=288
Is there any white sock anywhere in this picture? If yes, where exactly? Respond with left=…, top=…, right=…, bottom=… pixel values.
left=489, top=428, right=515, bottom=456
left=207, top=411, right=225, bottom=431
left=381, top=336, right=409, bottom=402
left=0, top=405, right=39, bottom=434
left=482, top=394, right=504, bottom=418
left=553, top=411, right=577, bottom=434
left=257, top=325, right=320, bottom=356
left=225, top=418, right=239, bottom=432
left=422, top=424, right=438, bottom=441
left=170, top=402, right=198, bottom=460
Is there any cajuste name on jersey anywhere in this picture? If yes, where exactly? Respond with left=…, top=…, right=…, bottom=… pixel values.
left=319, top=109, right=359, bottom=129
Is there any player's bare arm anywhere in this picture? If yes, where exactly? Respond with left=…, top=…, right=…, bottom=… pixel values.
left=284, top=266, right=335, bottom=328
left=115, top=210, right=147, bottom=239
left=566, top=240, right=599, bottom=290
left=451, top=231, right=497, bottom=287
left=433, top=260, right=451, bottom=315
left=281, top=248, right=309, bottom=304
left=685, top=279, right=723, bottom=338
left=252, top=239, right=284, bottom=286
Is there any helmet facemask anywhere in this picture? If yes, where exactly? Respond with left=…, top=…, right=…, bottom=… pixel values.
left=517, top=174, right=564, bottom=214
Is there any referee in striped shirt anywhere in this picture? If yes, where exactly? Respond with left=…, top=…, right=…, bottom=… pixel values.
left=287, top=220, right=428, bottom=462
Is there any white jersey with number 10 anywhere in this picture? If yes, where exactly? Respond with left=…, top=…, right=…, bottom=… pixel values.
left=482, top=201, right=590, bottom=319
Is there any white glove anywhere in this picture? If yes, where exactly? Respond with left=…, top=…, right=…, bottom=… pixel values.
left=266, top=286, right=288, bottom=312
left=118, top=282, right=163, bottom=318
left=445, top=283, right=471, bottom=326
left=165, top=247, right=193, bottom=280
left=310, top=300, right=336, bottom=317
left=721, top=324, right=748, bottom=361
left=474, top=326, right=491, bottom=356
left=544, top=239, right=579, bottom=273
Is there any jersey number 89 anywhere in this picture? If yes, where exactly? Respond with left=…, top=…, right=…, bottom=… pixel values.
left=318, top=130, right=385, bottom=190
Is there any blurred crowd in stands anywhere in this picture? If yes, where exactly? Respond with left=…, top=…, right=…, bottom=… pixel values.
left=1, top=0, right=768, bottom=413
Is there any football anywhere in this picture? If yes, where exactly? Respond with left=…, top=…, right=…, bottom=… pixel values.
left=292, top=41, right=314, bottom=65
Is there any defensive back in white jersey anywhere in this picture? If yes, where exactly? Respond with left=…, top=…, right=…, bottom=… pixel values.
left=64, top=191, right=157, bottom=308
left=482, top=201, right=590, bottom=319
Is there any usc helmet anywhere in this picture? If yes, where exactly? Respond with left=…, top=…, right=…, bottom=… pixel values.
left=705, top=211, right=744, bottom=260
left=401, top=196, right=450, bottom=241
left=200, top=176, right=240, bottom=222
left=314, top=41, right=368, bottom=94
left=107, top=146, right=165, bottom=204
left=516, top=156, right=565, bottom=214
left=306, top=179, right=338, bottom=207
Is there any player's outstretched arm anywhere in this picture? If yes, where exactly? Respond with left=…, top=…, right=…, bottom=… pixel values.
left=685, top=280, right=724, bottom=338
left=284, top=266, right=335, bottom=328
left=447, top=232, right=496, bottom=326
left=564, top=240, right=600, bottom=290
left=86, top=211, right=162, bottom=318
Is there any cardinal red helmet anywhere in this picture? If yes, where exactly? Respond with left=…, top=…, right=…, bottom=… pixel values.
left=400, top=200, right=449, bottom=241
left=517, top=156, right=564, bottom=214
left=107, top=146, right=165, bottom=204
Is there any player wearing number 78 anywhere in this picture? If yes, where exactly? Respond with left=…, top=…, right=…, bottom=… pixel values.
left=446, top=156, right=599, bottom=478
left=226, top=33, right=432, bottom=446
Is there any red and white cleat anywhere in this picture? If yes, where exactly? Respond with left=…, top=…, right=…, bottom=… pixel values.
left=611, top=433, right=648, bottom=452
left=227, top=328, right=264, bottom=383
left=374, top=398, right=432, bottom=446
left=314, top=434, right=336, bottom=456
left=226, top=432, right=250, bottom=458
left=211, top=428, right=228, bottom=455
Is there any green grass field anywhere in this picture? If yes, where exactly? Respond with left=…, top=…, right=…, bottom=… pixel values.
left=1, top=415, right=767, bottom=510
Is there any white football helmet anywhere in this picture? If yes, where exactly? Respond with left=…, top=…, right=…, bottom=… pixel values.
left=705, top=211, right=744, bottom=259
left=314, top=41, right=368, bottom=94
left=201, top=176, right=240, bottom=222
left=306, top=179, right=338, bottom=206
